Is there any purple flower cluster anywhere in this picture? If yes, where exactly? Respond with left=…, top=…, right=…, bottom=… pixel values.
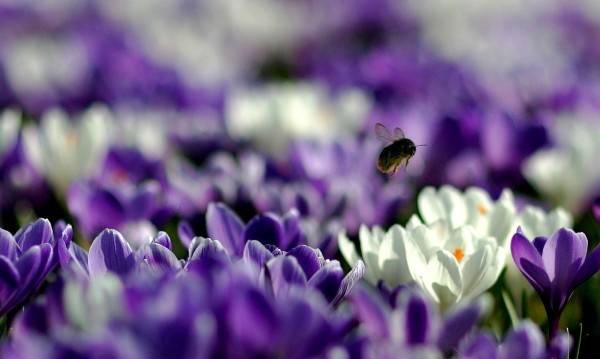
left=2, top=0, right=600, bottom=357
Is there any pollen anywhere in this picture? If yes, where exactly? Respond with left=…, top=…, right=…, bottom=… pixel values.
left=453, top=247, right=465, bottom=262
left=477, top=203, right=488, bottom=215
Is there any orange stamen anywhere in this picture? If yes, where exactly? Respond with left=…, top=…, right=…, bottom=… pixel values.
left=477, top=203, right=488, bottom=215
left=453, top=248, right=465, bottom=262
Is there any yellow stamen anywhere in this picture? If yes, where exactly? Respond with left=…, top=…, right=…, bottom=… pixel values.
left=477, top=203, right=488, bottom=215
left=453, top=248, right=465, bottom=262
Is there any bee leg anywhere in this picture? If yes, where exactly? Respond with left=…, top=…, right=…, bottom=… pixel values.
left=404, top=158, right=410, bottom=170
left=392, top=165, right=399, bottom=175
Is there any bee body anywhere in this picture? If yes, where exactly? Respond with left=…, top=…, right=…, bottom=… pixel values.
left=374, top=123, right=420, bottom=176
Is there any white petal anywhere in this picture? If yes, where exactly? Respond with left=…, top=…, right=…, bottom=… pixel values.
left=377, top=225, right=413, bottom=286
left=358, top=225, right=384, bottom=284
left=419, top=250, right=462, bottom=305
left=487, top=197, right=517, bottom=249
left=417, top=186, right=443, bottom=224
left=438, top=185, right=468, bottom=229
left=337, top=230, right=361, bottom=268
left=460, top=243, right=505, bottom=302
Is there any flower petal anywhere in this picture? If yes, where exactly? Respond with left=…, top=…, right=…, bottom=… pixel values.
left=0, top=229, right=16, bottom=261
left=177, top=221, right=195, bottom=249
left=206, top=202, right=245, bottom=257
left=330, top=260, right=364, bottom=308
left=498, top=321, right=545, bottom=359
left=337, top=230, right=361, bottom=268
left=350, top=284, right=390, bottom=339
left=437, top=295, right=491, bottom=354
left=266, top=256, right=307, bottom=298
left=307, top=261, right=343, bottom=303
left=14, top=219, right=53, bottom=253
left=287, top=245, right=321, bottom=279
left=244, top=213, right=285, bottom=248
left=420, top=250, right=462, bottom=305
left=243, top=240, right=274, bottom=268
left=378, top=225, right=413, bottom=286
left=88, top=229, right=137, bottom=279
left=511, top=230, right=549, bottom=295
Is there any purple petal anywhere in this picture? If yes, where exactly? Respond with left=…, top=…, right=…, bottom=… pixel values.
left=67, top=182, right=126, bottom=238
left=244, top=213, right=285, bottom=249
left=266, top=256, right=307, bottom=298
left=14, top=219, right=53, bottom=252
left=331, top=260, right=365, bottom=308
left=459, top=333, right=498, bottom=359
left=399, top=290, right=431, bottom=345
left=542, top=229, right=585, bottom=283
left=350, top=284, right=391, bottom=339
left=127, top=182, right=160, bottom=219
left=0, top=256, right=20, bottom=295
left=226, top=287, right=278, bottom=355
left=2, top=244, right=52, bottom=316
left=499, top=321, right=545, bottom=359
left=243, top=240, right=274, bottom=268
left=177, top=221, right=195, bottom=249
left=437, top=296, right=489, bottom=354
left=206, top=202, right=245, bottom=257
left=532, top=237, right=546, bottom=255
left=0, top=229, right=16, bottom=260
left=152, top=231, right=172, bottom=250
left=572, top=243, right=600, bottom=289
left=307, top=262, right=343, bottom=303
left=188, top=237, right=230, bottom=263
left=281, top=208, right=303, bottom=249
left=145, top=243, right=181, bottom=274
left=59, top=240, right=89, bottom=277
left=287, top=245, right=321, bottom=279
left=511, top=231, right=549, bottom=294
left=88, top=229, right=137, bottom=278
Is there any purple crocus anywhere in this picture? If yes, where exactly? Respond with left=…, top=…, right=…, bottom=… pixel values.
left=459, top=320, right=572, bottom=359
left=243, top=240, right=365, bottom=307
left=348, top=283, right=490, bottom=357
left=58, top=228, right=143, bottom=279
left=67, top=147, right=171, bottom=246
left=511, top=227, right=600, bottom=339
left=204, top=202, right=305, bottom=258
left=0, top=218, right=71, bottom=317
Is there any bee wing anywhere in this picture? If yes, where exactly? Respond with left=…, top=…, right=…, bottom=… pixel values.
left=375, top=123, right=394, bottom=143
left=393, top=127, right=405, bottom=140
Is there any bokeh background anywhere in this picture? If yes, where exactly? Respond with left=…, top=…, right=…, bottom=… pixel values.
left=2, top=0, right=600, bottom=356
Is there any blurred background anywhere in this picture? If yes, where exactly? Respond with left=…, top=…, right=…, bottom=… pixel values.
left=2, top=0, right=600, bottom=355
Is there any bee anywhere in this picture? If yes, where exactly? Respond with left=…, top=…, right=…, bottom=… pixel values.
left=375, top=122, right=421, bottom=175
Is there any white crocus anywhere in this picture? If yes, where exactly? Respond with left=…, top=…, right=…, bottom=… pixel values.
left=23, top=104, right=113, bottom=196
left=523, top=114, right=600, bottom=216
left=339, top=185, right=572, bottom=307
left=225, top=81, right=371, bottom=157
left=0, top=109, right=21, bottom=161
left=418, top=186, right=517, bottom=249
left=339, top=219, right=505, bottom=307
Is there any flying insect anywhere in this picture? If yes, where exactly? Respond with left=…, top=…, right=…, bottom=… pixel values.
left=375, top=122, right=420, bottom=176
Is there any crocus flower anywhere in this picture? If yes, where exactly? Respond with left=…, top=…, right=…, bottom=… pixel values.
left=243, top=240, right=364, bottom=307
left=224, top=81, right=371, bottom=156
left=67, top=147, right=171, bottom=245
left=205, top=202, right=305, bottom=258
left=58, top=228, right=142, bottom=279
left=347, top=283, right=490, bottom=357
left=22, top=105, right=113, bottom=196
left=0, top=218, right=71, bottom=317
left=338, top=217, right=505, bottom=306
left=511, top=227, right=600, bottom=339
left=523, top=113, right=600, bottom=215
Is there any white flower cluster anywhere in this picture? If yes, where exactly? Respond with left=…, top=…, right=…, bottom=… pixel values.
left=339, top=185, right=572, bottom=307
